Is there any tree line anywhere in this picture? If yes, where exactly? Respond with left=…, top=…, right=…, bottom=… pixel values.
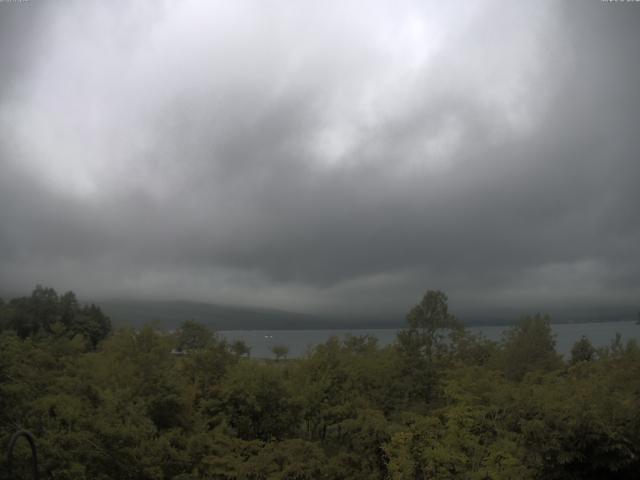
left=1, top=287, right=639, bottom=479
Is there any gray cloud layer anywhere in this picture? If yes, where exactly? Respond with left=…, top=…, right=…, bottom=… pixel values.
left=1, top=0, right=639, bottom=317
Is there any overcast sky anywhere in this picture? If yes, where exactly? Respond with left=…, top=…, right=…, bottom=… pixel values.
left=1, top=0, right=639, bottom=318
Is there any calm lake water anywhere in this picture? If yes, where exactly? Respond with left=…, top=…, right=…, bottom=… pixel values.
left=219, top=321, right=640, bottom=359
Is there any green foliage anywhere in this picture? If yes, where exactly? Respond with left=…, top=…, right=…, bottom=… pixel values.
left=401, top=290, right=462, bottom=360
left=219, top=362, right=301, bottom=441
left=0, top=285, right=111, bottom=347
left=270, top=344, right=289, bottom=361
left=230, top=339, right=251, bottom=358
left=570, top=335, right=597, bottom=364
left=175, top=319, right=214, bottom=351
left=1, top=286, right=640, bottom=479
left=395, top=290, right=464, bottom=405
left=501, top=314, right=563, bottom=381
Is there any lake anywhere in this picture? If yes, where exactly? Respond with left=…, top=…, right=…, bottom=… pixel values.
left=219, top=321, right=640, bottom=359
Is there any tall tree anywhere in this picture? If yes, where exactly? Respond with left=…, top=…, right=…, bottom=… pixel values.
left=570, top=335, right=597, bottom=364
left=175, top=319, right=214, bottom=351
left=399, top=290, right=462, bottom=360
left=501, top=314, right=562, bottom=381
left=396, top=290, right=463, bottom=404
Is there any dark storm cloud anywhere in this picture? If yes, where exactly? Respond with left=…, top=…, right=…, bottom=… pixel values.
left=1, top=0, right=639, bottom=316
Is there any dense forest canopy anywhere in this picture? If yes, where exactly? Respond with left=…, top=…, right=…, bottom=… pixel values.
left=1, top=286, right=639, bottom=479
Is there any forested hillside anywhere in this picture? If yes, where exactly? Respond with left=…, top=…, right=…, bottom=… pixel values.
left=1, top=287, right=639, bottom=479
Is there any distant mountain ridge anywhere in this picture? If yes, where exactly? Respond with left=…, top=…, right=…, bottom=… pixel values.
left=97, top=299, right=382, bottom=330
left=97, top=298, right=639, bottom=331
